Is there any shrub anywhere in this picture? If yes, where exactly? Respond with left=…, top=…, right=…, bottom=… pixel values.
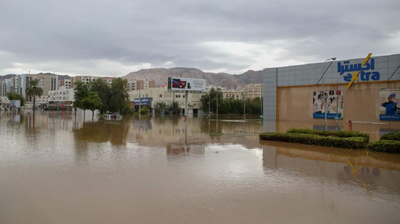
left=259, top=132, right=367, bottom=149
left=121, top=105, right=134, bottom=115
left=287, top=128, right=370, bottom=143
left=380, top=132, right=400, bottom=141
left=368, top=140, right=400, bottom=154
left=140, top=107, right=148, bottom=115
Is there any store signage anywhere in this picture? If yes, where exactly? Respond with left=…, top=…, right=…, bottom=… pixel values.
left=337, top=53, right=380, bottom=88
left=134, top=97, right=152, bottom=106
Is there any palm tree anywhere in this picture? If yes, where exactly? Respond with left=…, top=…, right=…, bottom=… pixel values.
left=26, top=79, right=43, bottom=111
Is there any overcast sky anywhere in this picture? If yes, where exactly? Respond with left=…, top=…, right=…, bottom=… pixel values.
left=1, top=0, right=399, bottom=77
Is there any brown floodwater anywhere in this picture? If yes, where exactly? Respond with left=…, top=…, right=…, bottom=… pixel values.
left=1, top=111, right=400, bottom=224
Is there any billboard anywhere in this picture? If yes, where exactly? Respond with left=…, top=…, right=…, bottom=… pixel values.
left=10, top=100, right=21, bottom=108
left=312, top=90, right=344, bottom=119
left=379, top=88, right=400, bottom=121
left=168, top=77, right=206, bottom=92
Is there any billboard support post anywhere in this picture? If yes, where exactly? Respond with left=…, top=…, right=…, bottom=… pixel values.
left=185, top=91, right=188, bottom=117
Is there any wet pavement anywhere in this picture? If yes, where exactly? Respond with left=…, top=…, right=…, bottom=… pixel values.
left=1, top=111, right=400, bottom=224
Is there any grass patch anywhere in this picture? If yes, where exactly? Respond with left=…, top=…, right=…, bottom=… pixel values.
left=368, top=140, right=400, bottom=154
left=259, top=132, right=367, bottom=149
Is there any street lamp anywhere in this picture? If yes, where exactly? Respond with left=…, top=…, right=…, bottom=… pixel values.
left=322, top=57, right=336, bottom=131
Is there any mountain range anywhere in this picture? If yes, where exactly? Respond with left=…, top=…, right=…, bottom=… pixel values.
left=1, top=68, right=264, bottom=89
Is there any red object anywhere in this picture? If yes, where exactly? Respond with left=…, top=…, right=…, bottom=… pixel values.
left=337, top=90, right=341, bottom=95
left=184, top=115, right=187, bottom=121
left=348, top=120, right=352, bottom=131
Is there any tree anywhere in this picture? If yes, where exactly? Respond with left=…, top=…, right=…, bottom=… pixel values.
left=26, top=79, right=43, bottom=111
left=73, top=81, right=90, bottom=109
left=169, top=101, right=181, bottom=115
left=109, top=78, right=129, bottom=113
left=7, top=92, right=26, bottom=106
left=90, top=78, right=111, bottom=113
left=154, top=101, right=167, bottom=115
left=200, top=88, right=223, bottom=114
left=81, top=92, right=103, bottom=120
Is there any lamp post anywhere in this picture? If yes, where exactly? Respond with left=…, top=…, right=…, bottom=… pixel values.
left=322, top=57, right=337, bottom=131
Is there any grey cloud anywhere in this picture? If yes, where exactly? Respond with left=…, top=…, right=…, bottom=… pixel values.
left=0, top=0, right=399, bottom=76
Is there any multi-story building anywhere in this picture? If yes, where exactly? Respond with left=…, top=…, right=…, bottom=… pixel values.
left=102, top=77, right=115, bottom=86
left=243, top=83, right=263, bottom=100
left=72, top=76, right=99, bottom=88
left=222, top=90, right=242, bottom=100
left=126, top=80, right=155, bottom=91
left=48, top=86, right=75, bottom=103
left=129, top=86, right=205, bottom=116
left=25, top=73, right=58, bottom=101
left=0, top=73, right=58, bottom=102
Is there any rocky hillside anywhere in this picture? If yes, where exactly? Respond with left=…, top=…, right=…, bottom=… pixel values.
left=124, top=67, right=263, bottom=89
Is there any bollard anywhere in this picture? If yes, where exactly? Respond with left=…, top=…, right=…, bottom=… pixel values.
left=348, top=120, right=352, bottom=131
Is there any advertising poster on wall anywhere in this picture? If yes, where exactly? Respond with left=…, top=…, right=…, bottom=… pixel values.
left=312, top=90, right=344, bottom=119
left=379, top=88, right=400, bottom=121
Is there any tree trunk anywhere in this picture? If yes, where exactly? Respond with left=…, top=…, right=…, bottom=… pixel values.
left=92, top=110, right=94, bottom=121
left=84, top=110, right=85, bottom=120
left=33, top=96, right=36, bottom=112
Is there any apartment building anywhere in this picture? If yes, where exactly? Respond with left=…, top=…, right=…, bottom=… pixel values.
left=222, top=89, right=242, bottom=100
left=243, top=83, right=263, bottom=100
left=59, top=78, right=73, bottom=89
left=127, top=80, right=155, bottom=91
left=48, top=86, right=75, bottom=103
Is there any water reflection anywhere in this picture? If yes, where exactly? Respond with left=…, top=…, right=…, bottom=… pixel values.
left=1, top=111, right=400, bottom=224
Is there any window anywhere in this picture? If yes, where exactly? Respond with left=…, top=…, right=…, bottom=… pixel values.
left=159, top=94, right=162, bottom=98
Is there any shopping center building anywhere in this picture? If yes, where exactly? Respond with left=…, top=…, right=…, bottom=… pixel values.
left=263, top=53, right=400, bottom=133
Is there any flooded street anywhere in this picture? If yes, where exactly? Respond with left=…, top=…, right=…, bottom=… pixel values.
left=1, top=111, right=400, bottom=224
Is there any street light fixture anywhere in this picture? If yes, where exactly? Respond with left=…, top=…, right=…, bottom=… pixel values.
left=322, top=57, right=336, bottom=131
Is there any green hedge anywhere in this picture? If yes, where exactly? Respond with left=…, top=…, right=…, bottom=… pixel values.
left=380, top=132, right=400, bottom=141
left=368, top=140, right=400, bottom=154
left=259, top=132, right=367, bottom=149
left=287, top=128, right=370, bottom=143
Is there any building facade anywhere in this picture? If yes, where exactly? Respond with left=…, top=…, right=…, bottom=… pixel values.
left=263, top=53, right=400, bottom=131
left=243, top=83, right=263, bottom=100
left=222, top=89, right=242, bottom=100
left=129, top=87, right=205, bottom=116
left=127, top=80, right=155, bottom=91
left=48, top=86, right=75, bottom=103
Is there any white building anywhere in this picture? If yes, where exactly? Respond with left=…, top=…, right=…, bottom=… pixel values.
left=129, top=87, right=205, bottom=116
left=48, top=86, right=75, bottom=103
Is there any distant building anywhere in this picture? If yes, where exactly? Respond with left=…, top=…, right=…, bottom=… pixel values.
left=243, top=83, right=263, bottom=100
left=129, top=86, right=205, bottom=116
left=126, top=80, right=155, bottom=91
left=102, top=77, right=115, bottom=86
left=48, top=86, right=75, bottom=103
left=58, top=78, right=73, bottom=89
left=222, top=89, right=242, bottom=100
left=72, top=76, right=99, bottom=88
left=0, top=73, right=58, bottom=102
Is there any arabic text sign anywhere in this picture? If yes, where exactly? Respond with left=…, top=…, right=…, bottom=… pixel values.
left=134, top=97, right=152, bottom=106
left=10, top=100, right=21, bottom=108
left=337, top=53, right=380, bottom=88
left=379, top=88, right=400, bottom=121
left=168, top=77, right=206, bottom=92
